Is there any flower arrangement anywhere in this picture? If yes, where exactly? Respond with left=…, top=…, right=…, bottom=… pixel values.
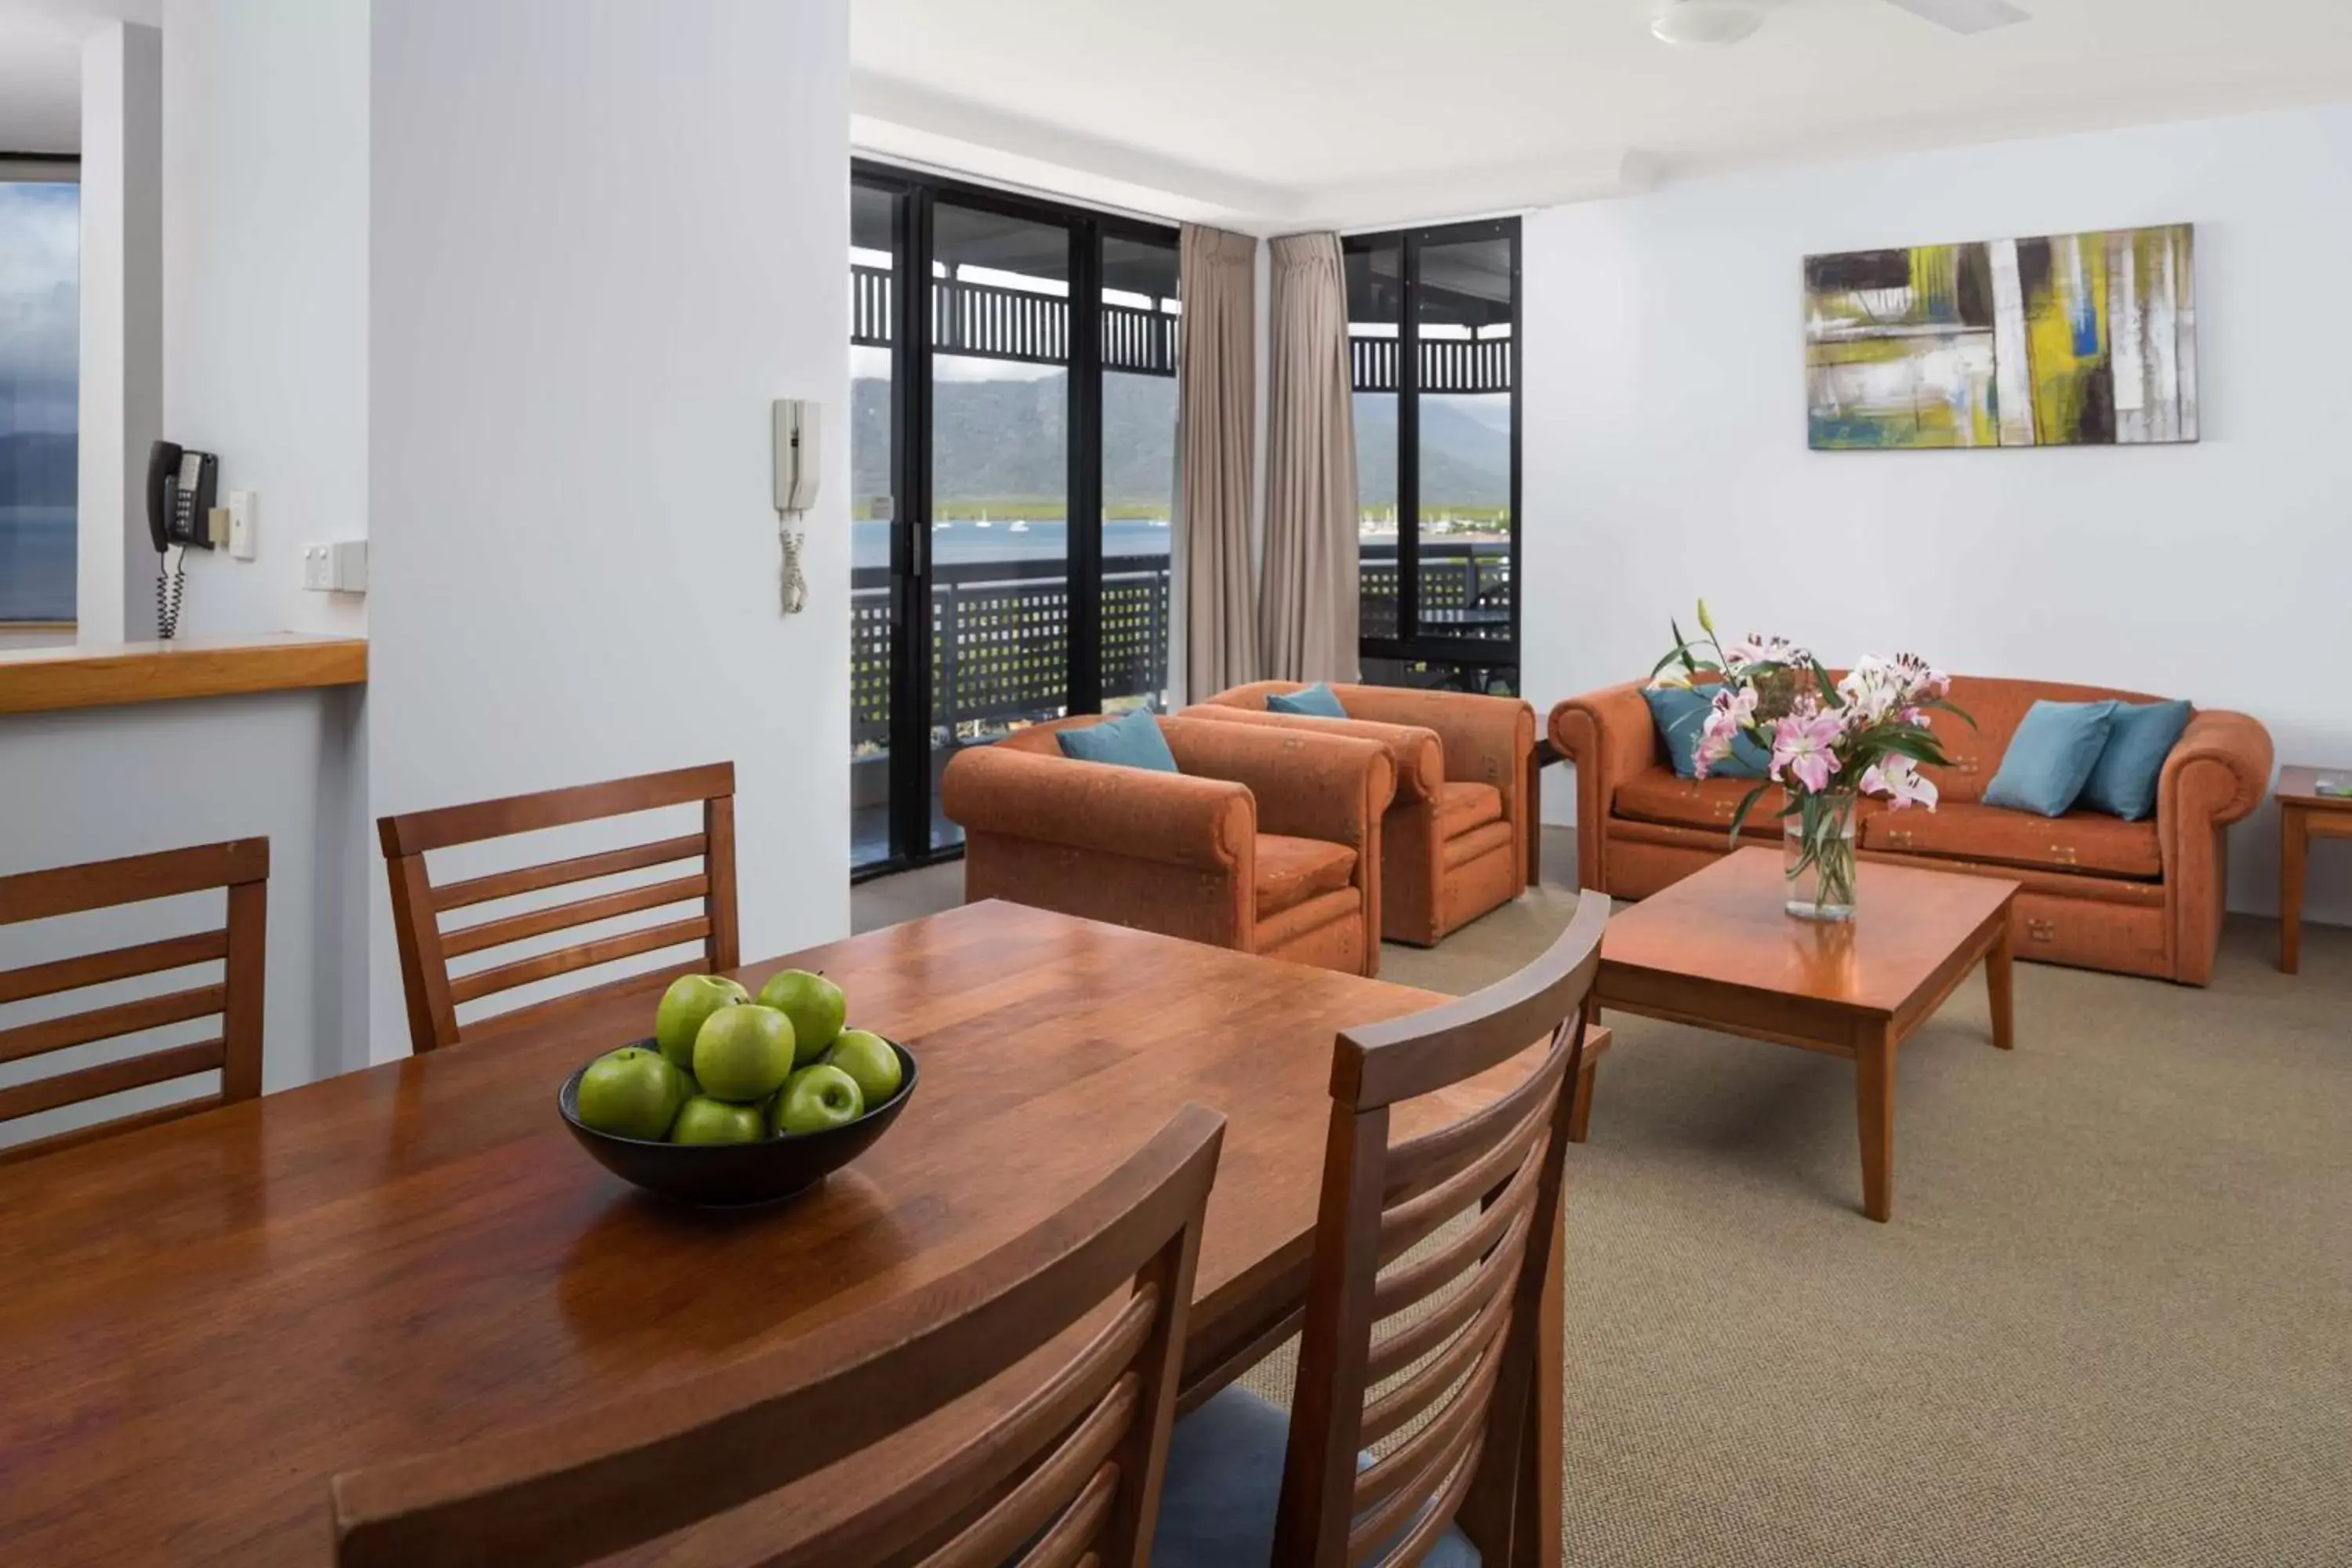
left=1653, top=601, right=1971, bottom=920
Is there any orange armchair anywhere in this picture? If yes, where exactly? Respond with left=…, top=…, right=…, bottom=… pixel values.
left=939, top=713, right=1397, bottom=976
left=1185, top=681, right=1536, bottom=945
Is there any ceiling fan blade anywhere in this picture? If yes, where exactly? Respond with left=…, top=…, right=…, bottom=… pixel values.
left=1878, top=0, right=2031, bottom=33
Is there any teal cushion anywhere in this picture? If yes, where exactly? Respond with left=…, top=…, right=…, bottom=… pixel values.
left=1984, top=700, right=2120, bottom=818
left=2079, top=699, right=2191, bottom=822
left=1152, top=1387, right=1480, bottom=1568
left=1054, top=710, right=1178, bottom=773
left=1642, top=684, right=1767, bottom=780
left=1267, top=682, right=1348, bottom=718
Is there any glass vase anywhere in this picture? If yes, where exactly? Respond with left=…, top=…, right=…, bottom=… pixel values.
left=1784, top=788, right=1860, bottom=922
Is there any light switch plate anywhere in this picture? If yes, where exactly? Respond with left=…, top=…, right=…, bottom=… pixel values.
left=227, top=491, right=256, bottom=560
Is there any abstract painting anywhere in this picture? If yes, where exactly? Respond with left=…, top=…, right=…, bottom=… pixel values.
left=1805, top=224, right=2196, bottom=449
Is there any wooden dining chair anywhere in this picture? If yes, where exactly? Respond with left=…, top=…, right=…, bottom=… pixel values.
left=1152, top=891, right=1611, bottom=1568
left=377, top=762, right=739, bottom=1053
left=331, top=1102, right=1226, bottom=1568
left=0, top=838, right=267, bottom=1163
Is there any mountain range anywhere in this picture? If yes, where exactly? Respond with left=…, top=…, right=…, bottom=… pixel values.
left=849, top=378, right=1507, bottom=510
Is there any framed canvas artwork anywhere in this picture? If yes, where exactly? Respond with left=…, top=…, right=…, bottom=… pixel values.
left=1805, top=223, right=2197, bottom=449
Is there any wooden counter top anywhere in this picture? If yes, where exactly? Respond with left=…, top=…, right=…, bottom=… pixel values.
left=0, top=633, right=367, bottom=717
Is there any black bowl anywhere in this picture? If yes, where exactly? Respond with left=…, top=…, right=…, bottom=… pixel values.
left=558, top=1039, right=919, bottom=1207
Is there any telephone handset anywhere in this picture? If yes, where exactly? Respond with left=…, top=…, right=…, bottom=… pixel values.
left=772, top=399, right=820, bottom=615
left=147, top=441, right=218, bottom=638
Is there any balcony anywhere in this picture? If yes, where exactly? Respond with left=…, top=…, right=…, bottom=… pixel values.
left=850, top=539, right=1508, bottom=866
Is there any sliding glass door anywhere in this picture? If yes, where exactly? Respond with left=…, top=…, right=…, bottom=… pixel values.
left=1346, top=216, right=1520, bottom=693
left=851, top=165, right=1178, bottom=876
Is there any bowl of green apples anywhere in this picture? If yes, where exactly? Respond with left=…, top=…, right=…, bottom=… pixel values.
left=558, top=969, right=917, bottom=1207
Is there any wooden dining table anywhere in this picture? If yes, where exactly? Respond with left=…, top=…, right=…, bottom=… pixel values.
left=0, top=899, right=1586, bottom=1566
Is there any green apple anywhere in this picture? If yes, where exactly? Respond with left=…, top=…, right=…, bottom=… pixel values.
left=825, top=1029, right=902, bottom=1106
left=756, top=970, right=848, bottom=1065
left=575, top=1046, right=687, bottom=1141
left=691, top=1003, right=797, bottom=1103
left=770, top=1064, right=863, bottom=1137
left=654, top=974, right=750, bottom=1071
left=670, top=1095, right=765, bottom=1146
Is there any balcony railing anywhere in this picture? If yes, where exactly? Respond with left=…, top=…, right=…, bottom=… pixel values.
left=851, top=554, right=1171, bottom=748
left=851, top=266, right=1176, bottom=377
left=1357, top=539, right=1512, bottom=642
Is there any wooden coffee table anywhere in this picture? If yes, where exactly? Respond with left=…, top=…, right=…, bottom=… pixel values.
left=1577, top=847, right=2017, bottom=1221
left=2278, top=764, right=2352, bottom=974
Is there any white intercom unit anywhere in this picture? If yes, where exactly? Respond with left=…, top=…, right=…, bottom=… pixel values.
left=772, top=398, right=820, bottom=615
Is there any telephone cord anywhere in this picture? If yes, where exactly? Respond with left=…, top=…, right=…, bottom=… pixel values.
left=156, top=547, right=188, bottom=640
left=779, top=515, right=808, bottom=616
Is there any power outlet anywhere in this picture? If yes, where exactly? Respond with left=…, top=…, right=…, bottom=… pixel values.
left=300, top=540, right=367, bottom=593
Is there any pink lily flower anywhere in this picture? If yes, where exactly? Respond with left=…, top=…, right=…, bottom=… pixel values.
left=1771, top=710, right=1846, bottom=793
left=1861, top=755, right=1940, bottom=811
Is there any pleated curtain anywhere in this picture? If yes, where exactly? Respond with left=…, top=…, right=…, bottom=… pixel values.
left=1177, top=223, right=1261, bottom=699
left=1258, top=231, right=1359, bottom=684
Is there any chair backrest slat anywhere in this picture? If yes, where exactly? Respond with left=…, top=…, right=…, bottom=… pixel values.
left=376, top=764, right=739, bottom=1053
left=0, top=838, right=269, bottom=1163
left=330, top=1104, right=1227, bottom=1568
left=1273, top=891, right=1610, bottom=1568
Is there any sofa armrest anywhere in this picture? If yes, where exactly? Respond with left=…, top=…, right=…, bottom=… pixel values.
left=1334, top=686, right=1534, bottom=795
left=1160, top=716, right=1396, bottom=851
left=2159, top=710, right=2274, bottom=833
left=1176, top=704, right=1444, bottom=804
left=1546, top=681, right=1662, bottom=893
left=939, top=744, right=1253, bottom=873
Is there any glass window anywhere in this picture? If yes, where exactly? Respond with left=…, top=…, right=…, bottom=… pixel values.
left=1100, top=233, right=1178, bottom=713
left=0, top=172, right=79, bottom=626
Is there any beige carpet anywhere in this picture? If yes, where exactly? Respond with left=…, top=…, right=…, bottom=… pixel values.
left=854, top=833, right=2352, bottom=1566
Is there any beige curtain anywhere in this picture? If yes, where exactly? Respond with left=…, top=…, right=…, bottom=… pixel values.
left=1258, top=232, right=1359, bottom=684
left=1178, top=223, right=1260, bottom=699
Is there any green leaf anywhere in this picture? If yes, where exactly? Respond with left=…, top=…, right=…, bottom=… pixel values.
left=1812, top=657, right=1843, bottom=707
left=1726, top=782, right=1772, bottom=845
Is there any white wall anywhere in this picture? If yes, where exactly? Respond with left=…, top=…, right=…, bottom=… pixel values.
left=1524, top=101, right=2352, bottom=927
left=74, top=21, right=162, bottom=644
left=365, top=0, right=852, bottom=1060
left=160, top=0, right=368, bottom=640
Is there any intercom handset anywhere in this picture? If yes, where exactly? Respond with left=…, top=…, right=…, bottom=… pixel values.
left=772, top=399, right=821, bottom=615
left=146, top=441, right=219, bottom=639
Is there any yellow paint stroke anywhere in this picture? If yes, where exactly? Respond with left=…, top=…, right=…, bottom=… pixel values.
left=2024, top=235, right=2110, bottom=445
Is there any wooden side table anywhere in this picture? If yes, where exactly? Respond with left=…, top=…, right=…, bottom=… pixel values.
left=2278, top=764, right=2352, bottom=974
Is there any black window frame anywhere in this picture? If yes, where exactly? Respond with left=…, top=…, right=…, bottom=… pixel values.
left=851, top=160, right=1181, bottom=880
left=1345, top=215, right=1522, bottom=678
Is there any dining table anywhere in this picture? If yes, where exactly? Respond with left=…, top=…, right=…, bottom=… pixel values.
left=0, top=898, right=1589, bottom=1566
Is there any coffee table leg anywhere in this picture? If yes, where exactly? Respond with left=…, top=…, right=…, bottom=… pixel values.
left=2282, top=805, right=2307, bottom=975
left=1987, top=918, right=2016, bottom=1051
left=1855, top=1027, right=1896, bottom=1222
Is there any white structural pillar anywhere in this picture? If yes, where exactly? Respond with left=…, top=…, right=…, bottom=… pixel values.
left=74, top=21, right=164, bottom=644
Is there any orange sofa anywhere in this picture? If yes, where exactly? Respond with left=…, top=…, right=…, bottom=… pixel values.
left=1183, top=682, right=1537, bottom=946
left=939, top=713, right=1396, bottom=975
left=1549, top=675, right=2273, bottom=985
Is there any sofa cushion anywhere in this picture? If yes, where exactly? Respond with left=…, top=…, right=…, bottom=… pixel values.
left=1054, top=708, right=1178, bottom=772
left=2080, top=699, right=2193, bottom=822
left=1984, top=700, right=2119, bottom=817
left=1864, top=802, right=2161, bottom=880
left=1255, top=833, right=1357, bottom=918
left=1436, top=780, right=1505, bottom=839
left=1267, top=681, right=1348, bottom=718
left=1614, top=768, right=1787, bottom=835
left=1642, top=684, right=1768, bottom=779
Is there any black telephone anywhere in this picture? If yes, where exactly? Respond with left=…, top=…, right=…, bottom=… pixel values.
left=147, top=441, right=218, bottom=638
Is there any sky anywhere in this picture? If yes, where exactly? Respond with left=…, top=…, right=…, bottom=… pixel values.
left=0, top=180, right=79, bottom=437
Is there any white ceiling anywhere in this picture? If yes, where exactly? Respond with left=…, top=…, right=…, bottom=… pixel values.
left=852, top=0, right=2352, bottom=228
left=0, top=0, right=157, bottom=154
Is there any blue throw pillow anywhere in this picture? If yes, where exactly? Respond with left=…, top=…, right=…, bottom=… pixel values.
left=2079, top=699, right=2191, bottom=822
left=1642, top=684, right=1768, bottom=780
left=1054, top=709, right=1178, bottom=772
left=1984, top=700, right=2120, bottom=818
left=1266, top=682, right=1348, bottom=718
